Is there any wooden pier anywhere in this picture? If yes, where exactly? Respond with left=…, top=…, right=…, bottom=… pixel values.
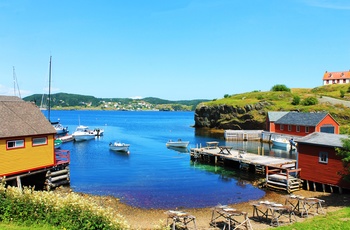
left=190, top=142, right=302, bottom=193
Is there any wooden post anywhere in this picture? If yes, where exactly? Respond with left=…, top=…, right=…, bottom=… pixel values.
left=322, top=184, right=325, bottom=193
left=16, top=176, right=22, bottom=189
left=313, top=182, right=316, bottom=192
left=306, top=180, right=310, bottom=191
left=262, top=147, right=264, bottom=155
left=330, top=185, right=333, bottom=193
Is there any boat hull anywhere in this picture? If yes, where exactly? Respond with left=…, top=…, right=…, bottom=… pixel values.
left=72, top=134, right=95, bottom=142
left=109, top=142, right=130, bottom=152
left=166, top=141, right=189, bottom=148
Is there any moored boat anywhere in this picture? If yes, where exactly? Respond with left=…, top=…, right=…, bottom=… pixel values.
left=72, top=125, right=95, bottom=142
left=109, top=142, right=130, bottom=153
left=272, top=137, right=296, bottom=151
left=166, top=139, right=189, bottom=148
left=54, top=138, right=63, bottom=149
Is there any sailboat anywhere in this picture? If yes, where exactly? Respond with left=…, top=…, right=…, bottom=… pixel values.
left=46, top=56, right=69, bottom=136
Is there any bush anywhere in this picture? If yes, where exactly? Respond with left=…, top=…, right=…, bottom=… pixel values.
left=271, top=84, right=291, bottom=92
left=340, top=90, right=345, bottom=98
left=291, top=95, right=300, bottom=105
left=0, top=185, right=129, bottom=230
left=301, top=96, right=318, bottom=106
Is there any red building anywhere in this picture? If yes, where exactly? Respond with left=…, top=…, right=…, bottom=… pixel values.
left=297, top=132, right=350, bottom=192
left=268, top=112, right=339, bottom=136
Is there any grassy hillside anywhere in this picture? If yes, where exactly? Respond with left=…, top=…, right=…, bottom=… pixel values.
left=201, top=84, right=350, bottom=134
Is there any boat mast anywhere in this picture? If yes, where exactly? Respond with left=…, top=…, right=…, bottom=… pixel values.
left=48, top=56, right=52, bottom=122
left=13, top=66, right=21, bottom=98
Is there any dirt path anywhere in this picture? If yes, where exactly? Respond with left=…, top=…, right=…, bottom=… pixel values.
left=318, top=96, right=350, bottom=107
left=84, top=189, right=350, bottom=230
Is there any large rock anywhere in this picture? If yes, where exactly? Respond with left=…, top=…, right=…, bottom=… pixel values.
left=194, top=102, right=270, bottom=130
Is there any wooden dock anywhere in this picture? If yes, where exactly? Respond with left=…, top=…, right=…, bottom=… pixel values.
left=58, top=134, right=74, bottom=143
left=190, top=142, right=302, bottom=193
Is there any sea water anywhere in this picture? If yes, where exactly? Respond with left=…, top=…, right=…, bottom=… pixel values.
left=45, top=110, right=295, bottom=209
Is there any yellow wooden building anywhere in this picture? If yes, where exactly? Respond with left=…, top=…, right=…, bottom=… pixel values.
left=0, top=96, right=70, bottom=189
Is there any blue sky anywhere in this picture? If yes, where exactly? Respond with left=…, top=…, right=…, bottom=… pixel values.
left=1, top=0, right=350, bottom=100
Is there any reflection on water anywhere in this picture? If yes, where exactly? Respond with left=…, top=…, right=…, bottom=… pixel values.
left=167, top=146, right=190, bottom=153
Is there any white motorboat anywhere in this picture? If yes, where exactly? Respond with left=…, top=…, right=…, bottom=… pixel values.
left=109, top=142, right=130, bottom=153
left=166, top=139, right=189, bottom=148
left=72, top=125, right=95, bottom=142
left=272, top=137, right=296, bottom=150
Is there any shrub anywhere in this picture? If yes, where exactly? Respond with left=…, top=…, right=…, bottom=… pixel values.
left=271, top=84, right=291, bottom=92
left=301, top=96, right=318, bottom=106
left=291, top=95, right=300, bottom=105
left=0, top=185, right=129, bottom=230
left=340, top=90, right=345, bottom=98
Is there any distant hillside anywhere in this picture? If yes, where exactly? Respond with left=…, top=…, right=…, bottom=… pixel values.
left=195, top=84, right=350, bottom=134
left=23, top=93, right=210, bottom=111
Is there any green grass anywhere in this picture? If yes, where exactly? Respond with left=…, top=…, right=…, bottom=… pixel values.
left=277, top=207, right=350, bottom=230
left=0, top=222, right=59, bottom=230
left=202, top=84, right=350, bottom=134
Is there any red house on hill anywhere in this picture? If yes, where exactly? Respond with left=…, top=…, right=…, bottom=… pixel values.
left=297, top=132, right=350, bottom=192
left=267, top=112, right=339, bottom=136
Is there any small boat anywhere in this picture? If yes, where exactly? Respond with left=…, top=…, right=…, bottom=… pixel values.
left=166, top=139, right=189, bottom=148
left=93, top=128, right=104, bottom=136
left=51, top=120, right=69, bottom=136
left=272, top=137, right=296, bottom=151
left=72, top=125, right=96, bottom=142
left=109, top=142, right=130, bottom=153
left=54, top=138, right=63, bottom=149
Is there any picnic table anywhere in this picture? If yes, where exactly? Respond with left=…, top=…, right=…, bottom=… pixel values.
left=252, top=201, right=296, bottom=227
left=285, top=195, right=325, bottom=217
left=218, top=146, right=233, bottom=155
left=165, top=210, right=197, bottom=230
left=206, top=141, right=219, bottom=149
left=210, top=205, right=252, bottom=230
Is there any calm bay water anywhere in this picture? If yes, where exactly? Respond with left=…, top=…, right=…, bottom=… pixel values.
left=45, top=110, right=295, bottom=209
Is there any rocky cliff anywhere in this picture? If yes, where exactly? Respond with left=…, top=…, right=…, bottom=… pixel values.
left=194, top=101, right=272, bottom=130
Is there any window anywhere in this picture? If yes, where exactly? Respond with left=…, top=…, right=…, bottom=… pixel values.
left=280, top=124, right=284, bottom=130
left=296, top=126, right=300, bottom=132
left=33, top=137, right=48, bottom=146
left=319, top=152, right=328, bottom=164
left=288, top=125, right=292, bottom=131
left=7, top=139, right=25, bottom=149
left=305, top=126, right=309, bottom=133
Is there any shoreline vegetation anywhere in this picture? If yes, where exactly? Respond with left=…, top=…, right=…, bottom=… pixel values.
left=1, top=185, right=350, bottom=230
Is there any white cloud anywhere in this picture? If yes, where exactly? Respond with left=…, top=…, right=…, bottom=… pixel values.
left=130, top=96, right=144, bottom=99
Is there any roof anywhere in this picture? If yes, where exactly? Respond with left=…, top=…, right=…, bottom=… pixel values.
left=323, top=71, right=350, bottom=80
left=297, top=132, right=348, bottom=148
left=275, top=112, right=328, bottom=126
left=0, top=96, right=56, bottom=139
left=267, top=111, right=289, bottom=122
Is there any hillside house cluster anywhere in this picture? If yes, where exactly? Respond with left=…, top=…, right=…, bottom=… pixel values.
left=323, top=70, right=350, bottom=85
left=0, top=96, right=70, bottom=190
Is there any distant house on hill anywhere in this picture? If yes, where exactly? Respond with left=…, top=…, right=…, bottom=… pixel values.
left=297, top=132, right=350, bottom=192
left=323, top=70, right=350, bottom=85
left=267, top=111, right=339, bottom=136
left=0, top=96, right=70, bottom=190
